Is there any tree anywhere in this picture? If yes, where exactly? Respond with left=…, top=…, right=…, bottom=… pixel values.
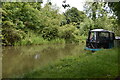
left=64, top=7, right=86, bottom=24
left=108, top=2, right=120, bottom=24
left=58, top=23, right=80, bottom=43
left=84, top=2, right=107, bottom=20
left=108, top=2, right=120, bottom=36
left=83, top=2, right=115, bottom=29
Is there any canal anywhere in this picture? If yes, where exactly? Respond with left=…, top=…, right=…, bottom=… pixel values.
left=2, top=43, right=85, bottom=78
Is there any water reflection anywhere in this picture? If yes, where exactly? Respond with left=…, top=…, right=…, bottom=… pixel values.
left=2, top=44, right=85, bottom=78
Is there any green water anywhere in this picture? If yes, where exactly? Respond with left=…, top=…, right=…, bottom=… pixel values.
left=2, top=43, right=85, bottom=78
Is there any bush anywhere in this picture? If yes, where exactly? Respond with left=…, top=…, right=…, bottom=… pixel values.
left=2, top=28, right=25, bottom=46
left=58, top=23, right=80, bottom=43
left=41, top=27, right=58, bottom=41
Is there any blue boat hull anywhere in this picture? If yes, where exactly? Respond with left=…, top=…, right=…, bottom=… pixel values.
left=85, top=47, right=101, bottom=51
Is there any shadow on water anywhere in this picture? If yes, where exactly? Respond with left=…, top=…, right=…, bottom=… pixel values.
left=2, top=43, right=85, bottom=78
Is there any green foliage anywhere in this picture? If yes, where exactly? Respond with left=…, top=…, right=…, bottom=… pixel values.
left=41, top=27, right=58, bottom=40
left=64, top=7, right=86, bottom=23
left=108, top=2, right=120, bottom=36
left=84, top=2, right=106, bottom=21
left=2, top=2, right=120, bottom=46
left=14, top=31, right=65, bottom=46
left=2, top=20, right=25, bottom=46
left=15, top=32, right=48, bottom=46
left=1, top=2, right=65, bottom=45
left=48, top=38, right=65, bottom=44
left=2, top=2, right=43, bottom=45
left=108, top=2, right=120, bottom=22
left=2, top=28, right=25, bottom=46
left=80, top=18, right=94, bottom=35
left=58, top=23, right=80, bottom=43
left=84, top=2, right=109, bottom=30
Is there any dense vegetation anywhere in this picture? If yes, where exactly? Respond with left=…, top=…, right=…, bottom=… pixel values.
left=1, top=2, right=120, bottom=46
left=22, top=48, right=119, bottom=78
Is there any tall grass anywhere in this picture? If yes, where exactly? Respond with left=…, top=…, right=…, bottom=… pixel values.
left=14, top=32, right=65, bottom=46
left=22, top=48, right=119, bottom=78
left=48, top=38, right=65, bottom=44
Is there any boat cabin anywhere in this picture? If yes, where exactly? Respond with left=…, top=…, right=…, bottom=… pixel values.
left=85, top=29, right=115, bottom=51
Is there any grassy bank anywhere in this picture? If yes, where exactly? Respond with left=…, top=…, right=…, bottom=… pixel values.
left=14, top=32, right=66, bottom=46
left=14, top=32, right=86, bottom=46
left=22, top=48, right=119, bottom=78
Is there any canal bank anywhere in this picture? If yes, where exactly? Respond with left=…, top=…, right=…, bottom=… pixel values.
left=22, top=48, right=119, bottom=78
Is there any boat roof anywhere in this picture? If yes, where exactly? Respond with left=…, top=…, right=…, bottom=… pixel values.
left=90, top=29, right=114, bottom=33
left=115, top=36, right=120, bottom=40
